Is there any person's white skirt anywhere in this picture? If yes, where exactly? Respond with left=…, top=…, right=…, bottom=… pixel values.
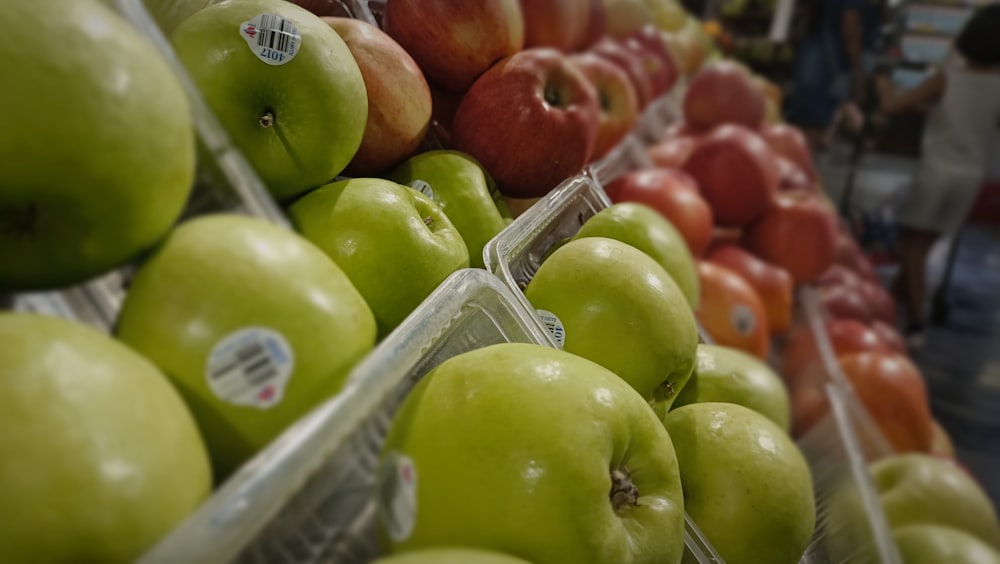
left=897, top=160, right=983, bottom=235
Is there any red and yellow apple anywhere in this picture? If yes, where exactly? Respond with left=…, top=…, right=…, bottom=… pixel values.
left=707, top=244, right=794, bottom=334
left=569, top=52, right=640, bottom=161
left=696, top=260, right=771, bottom=360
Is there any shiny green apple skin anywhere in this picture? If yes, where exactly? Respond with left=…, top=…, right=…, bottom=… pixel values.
left=0, top=313, right=211, bottom=563
left=663, top=402, right=816, bottom=564
left=116, top=214, right=376, bottom=479
left=171, top=0, right=367, bottom=200
left=894, top=524, right=1000, bottom=564
left=372, top=548, right=532, bottom=564
left=387, top=150, right=508, bottom=269
left=1, top=0, right=194, bottom=290
left=573, top=202, right=700, bottom=309
left=379, top=343, right=686, bottom=564
left=670, top=344, right=790, bottom=432
left=871, top=453, right=1000, bottom=546
left=289, top=177, right=469, bottom=338
left=525, top=237, right=698, bottom=406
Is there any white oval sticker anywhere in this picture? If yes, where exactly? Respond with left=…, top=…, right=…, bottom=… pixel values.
left=240, top=14, right=301, bottom=66
left=205, top=327, right=294, bottom=410
left=408, top=179, right=435, bottom=202
left=377, top=451, right=418, bottom=542
left=730, top=305, right=758, bottom=337
left=536, top=309, right=566, bottom=349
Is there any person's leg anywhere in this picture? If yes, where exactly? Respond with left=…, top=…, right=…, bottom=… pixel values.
left=897, top=226, right=939, bottom=350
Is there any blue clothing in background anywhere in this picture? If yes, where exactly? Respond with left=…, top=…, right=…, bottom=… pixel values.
left=788, top=0, right=883, bottom=128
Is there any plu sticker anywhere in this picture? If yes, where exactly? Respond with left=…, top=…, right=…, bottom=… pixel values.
left=730, top=305, right=758, bottom=337
left=536, top=309, right=566, bottom=349
left=205, top=327, right=294, bottom=409
left=408, top=179, right=435, bottom=202
left=240, top=14, right=301, bottom=66
left=377, top=451, right=417, bottom=542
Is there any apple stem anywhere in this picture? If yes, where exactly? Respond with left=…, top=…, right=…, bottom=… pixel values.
left=259, top=110, right=275, bottom=129
left=610, top=467, right=640, bottom=511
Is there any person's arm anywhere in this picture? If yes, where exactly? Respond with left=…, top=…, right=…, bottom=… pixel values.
left=876, top=70, right=946, bottom=114
left=842, top=8, right=867, bottom=102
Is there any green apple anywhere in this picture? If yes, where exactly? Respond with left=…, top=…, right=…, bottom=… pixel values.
left=663, top=402, right=816, bottom=564
left=378, top=343, right=686, bottom=563
left=524, top=237, right=697, bottom=407
left=143, top=0, right=224, bottom=35
left=894, top=524, right=1000, bottom=564
left=0, top=313, right=211, bottom=562
left=115, top=214, right=376, bottom=479
left=573, top=202, right=700, bottom=309
left=387, top=150, right=509, bottom=269
left=1, top=0, right=194, bottom=290
left=871, top=453, right=1000, bottom=546
left=669, top=344, right=790, bottom=432
left=289, top=177, right=469, bottom=338
left=372, top=548, right=532, bottom=564
left=171, top=0, right=367, bottom=200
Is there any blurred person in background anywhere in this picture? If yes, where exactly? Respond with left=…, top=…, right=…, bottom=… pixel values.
left=876, top=5, right=1000, bottom=350
left=787, top=0, right=886, bottom=147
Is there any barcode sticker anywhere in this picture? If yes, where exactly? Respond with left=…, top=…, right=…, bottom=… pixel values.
left=536, top=309, right=566, bottom=349
left=239, top=14, right=301, bottom=66
left=408, top=179, right=436, bottom=202
left=377, top=451, right=417, bottom=542
left=205, top=327, right=294, bottom=409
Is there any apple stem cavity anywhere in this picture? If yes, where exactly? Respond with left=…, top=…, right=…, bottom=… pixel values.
left=543, top=86, right=565, bottom=109
left=259, top=110, right=275, bottom=129
left=610, top=467, right=640, bottom=511
left=654, top=380, right=677, bottom=403
left=423, top=216, right=434, bottom=227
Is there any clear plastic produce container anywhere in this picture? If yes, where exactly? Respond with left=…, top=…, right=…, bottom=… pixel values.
left=785, top=288, right=902, bottom=564
left=138, top=268, right=554, bottom=563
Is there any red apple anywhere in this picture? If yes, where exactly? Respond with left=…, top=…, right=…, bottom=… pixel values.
left=872, top=319, right=906, bottom=354
left=682, top=124, right=780, bottom=227
left=603, top=168, right=713, bottom=255
left=383, top=0, right=524, bottom=93
left=324, top=18, right=432, bottom=177
left=452, top=48, right=600, bottom=199
left=708, top=227, right=744, bottom=255
left=589, top=37, right=655, bottom=108
left=835, top=232, right=880, bottom=283
left=287, top=0, right=351, bottom=17
left=760, top=123, right=815, bottom=180
left=782, top=318, right=893, bottom=382
left=569, top=53, right=639, bottom=161
left=696, top=260, right=771, bottom=359
left=837, top=352, right=934, bottom=453
left=776, top=155, right=813, bottom=193
left=622, top=26, right=680, bottom=98
left=647, top=136, right=697, bottom=169
left=575, top=0, right=607, bottom=50
left=741, top=192, right=839, bottom=283
left=817, top=264, right=864, bottom=290
left=707, top=244, right=794, bottom=334
left=520, top=0, right=588, bottom=52
left=860, top=280, right=897, bottom=325
left=817, top=283, right=873, bottom=323
left=683, top=60, right=766, bottom=131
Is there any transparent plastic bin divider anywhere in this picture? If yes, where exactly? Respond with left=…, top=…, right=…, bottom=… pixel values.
left=790, top=285, right=901, bottom=564
left=797, top=384, right=902, bottom=564
left=483, top=175, right=722, bottom=563
left=139, top=269, right=553, bottom=564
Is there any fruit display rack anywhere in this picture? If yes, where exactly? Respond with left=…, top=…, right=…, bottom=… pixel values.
left=5, top=0, right=960, bottom=562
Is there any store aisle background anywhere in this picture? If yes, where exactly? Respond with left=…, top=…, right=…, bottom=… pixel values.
left=817, top=144, right=1000, bottom=505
